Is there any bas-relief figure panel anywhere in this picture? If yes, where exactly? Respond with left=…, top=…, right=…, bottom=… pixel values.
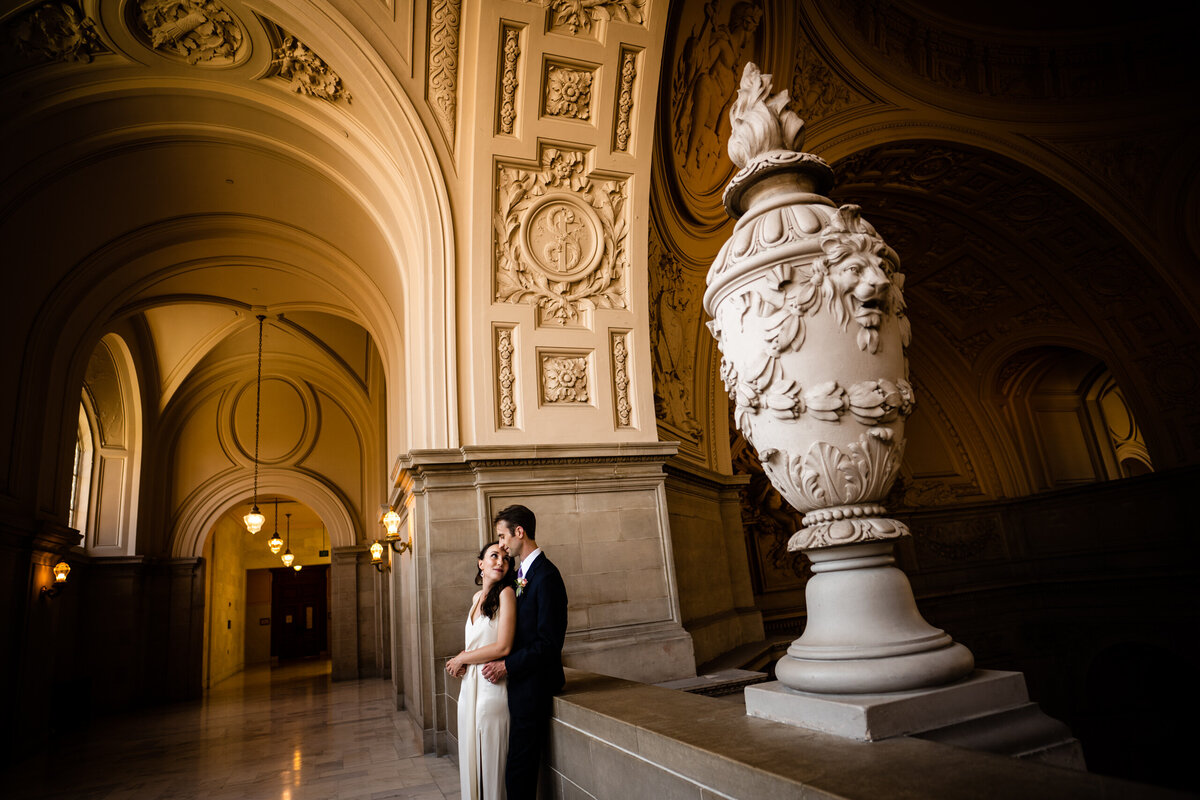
left=648, top=229, right=703, bottom=444
left=666, top=0, right=763, bottom=226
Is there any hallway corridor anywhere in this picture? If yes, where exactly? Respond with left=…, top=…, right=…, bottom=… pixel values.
left=4, top=660, right=460, bottom=800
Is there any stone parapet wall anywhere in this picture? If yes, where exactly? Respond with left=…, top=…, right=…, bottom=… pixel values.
left=544, top=669, right=1179, bottom=799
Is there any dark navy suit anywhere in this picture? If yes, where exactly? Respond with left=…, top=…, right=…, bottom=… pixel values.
left=504, top=552, right=568, bottom=799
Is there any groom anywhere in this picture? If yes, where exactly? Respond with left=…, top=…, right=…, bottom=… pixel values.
left=482, top=504, right=568, bottom=799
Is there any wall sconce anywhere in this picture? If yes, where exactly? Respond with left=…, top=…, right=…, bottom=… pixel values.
left=293, top=564, right=303, bottom=572
left=370, top=540, right=387, bottom=573
left=380, top=505, right=412, bottom=554
left=42, top=560, right=70, bottom=597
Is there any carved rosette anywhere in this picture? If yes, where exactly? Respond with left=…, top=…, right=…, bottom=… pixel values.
left=132, top=0, right=244, bottom=66
left=541, top=353, right=589, bottom=404
left=705, top=64, right=912, bottom=551
left=544, top=64, right=593, bottom=120
left=494, top=147, right=628, bottom=325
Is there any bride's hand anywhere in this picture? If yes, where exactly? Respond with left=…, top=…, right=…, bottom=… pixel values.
left=445, top=652, right=466, bottom=676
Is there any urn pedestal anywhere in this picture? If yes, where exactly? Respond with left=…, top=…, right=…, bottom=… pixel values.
left=705, top=63, right=973, bottom=696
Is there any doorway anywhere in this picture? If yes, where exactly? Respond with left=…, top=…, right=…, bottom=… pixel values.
left=271, top=565, right=330, bottom=661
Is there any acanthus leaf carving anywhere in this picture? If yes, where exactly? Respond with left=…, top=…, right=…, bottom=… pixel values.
left=541, top=0, right=646, bottom=36
left=6, top=1, right=106, bottom=65
left=135, top=0, right=243, bottom=66
left=272, top=35, right=351, bottom=102
left=494, top=148, right=628, bottom=325
left=428, top=0, right=461, bottom=146
left=788, top=428, right=905, bottom=512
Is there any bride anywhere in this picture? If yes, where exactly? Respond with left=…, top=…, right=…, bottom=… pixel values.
left=446, top=543, right=517, bottom=800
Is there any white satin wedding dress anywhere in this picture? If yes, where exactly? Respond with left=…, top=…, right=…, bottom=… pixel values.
left=457, top=594, right=509, bottom=800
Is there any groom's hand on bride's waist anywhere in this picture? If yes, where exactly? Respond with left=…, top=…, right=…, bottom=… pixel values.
left=481, top=660, right=507, bottom=683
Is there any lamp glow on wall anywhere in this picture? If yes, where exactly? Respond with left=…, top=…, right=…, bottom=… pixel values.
left=243, top=314, right=267, bottom=534
left=281, top=511, right=294, bottom=568
left=42, top=560, right=70, bottom=597
left=380, top=505, right=411, bottom=554
left=267, top=498, right=283, bottom=555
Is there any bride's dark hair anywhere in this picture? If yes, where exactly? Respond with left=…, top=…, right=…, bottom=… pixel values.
left=475, top=542, right=515, bottom=620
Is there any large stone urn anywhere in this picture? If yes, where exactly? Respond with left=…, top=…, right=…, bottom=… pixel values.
left=705, top=64, right=973, bottom=694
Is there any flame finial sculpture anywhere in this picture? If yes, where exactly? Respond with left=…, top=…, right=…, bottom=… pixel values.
left=705, top=63, right=973, bottom=694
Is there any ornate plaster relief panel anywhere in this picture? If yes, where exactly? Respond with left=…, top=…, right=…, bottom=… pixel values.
left=428, top=0, right=461, bottom=146
left=128, top=0, right=247, bottom=66
left=542, top=60, right=596, bottom=122
left=465, top=0, right=663, bottom=445
left=2, top=1, right=109, bottom=67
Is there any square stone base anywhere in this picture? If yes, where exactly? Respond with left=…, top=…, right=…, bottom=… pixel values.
left=745, top=669, right=1031, bottom=741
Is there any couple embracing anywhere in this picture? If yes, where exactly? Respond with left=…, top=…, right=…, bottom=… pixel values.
left=445, top=504, right=568, bottom=800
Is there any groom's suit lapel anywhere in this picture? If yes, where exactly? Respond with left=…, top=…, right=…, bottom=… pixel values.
left=518, top=555, right=541, bottom=605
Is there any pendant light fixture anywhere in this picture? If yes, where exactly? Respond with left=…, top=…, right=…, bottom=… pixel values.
left=267, top=498, right=283, bottom=554
left=243, top=314, right=267, bottom=533
left=281, top=511, right=294, bottom=568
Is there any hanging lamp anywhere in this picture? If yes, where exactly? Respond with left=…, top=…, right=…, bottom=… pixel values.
left=243, top=314, right=267, bottom=533
left=281, top=511, right=294, bottom=568
left=267, top=499, right=283, bottom=554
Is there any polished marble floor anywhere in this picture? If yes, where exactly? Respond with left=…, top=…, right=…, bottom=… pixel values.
left=5, top=659, right=460, bottom=800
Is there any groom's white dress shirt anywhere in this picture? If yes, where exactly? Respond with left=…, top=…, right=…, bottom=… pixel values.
left=518, top=547, right=541, bottom=580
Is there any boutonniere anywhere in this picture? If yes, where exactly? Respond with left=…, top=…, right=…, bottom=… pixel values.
left=516, top=577, right=528, bottom=596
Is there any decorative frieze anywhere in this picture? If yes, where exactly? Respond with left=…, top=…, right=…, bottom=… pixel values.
left=494, top=146, right=628, bottom=325
left=611, top=331, right=632, bottom=427
left=613, top=48, right=638, bottom=152
left=542, top=0, right=646, bottom=36
left=496, top=326, right=517, bottom=428
left=133, top=0, right=244, bottom=66
left=5, top=1, right=106, bottom=64
left=544, top=62, right=594, bottom=120
left=497, top=24, right=522, bottom=135
left=540, top=352, right=590, bottom=404
left=271, top=34, right=351, bottom=102
left=648, top=232, right=702, bottom=440
left=428, top=0, right=461, bottom=146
